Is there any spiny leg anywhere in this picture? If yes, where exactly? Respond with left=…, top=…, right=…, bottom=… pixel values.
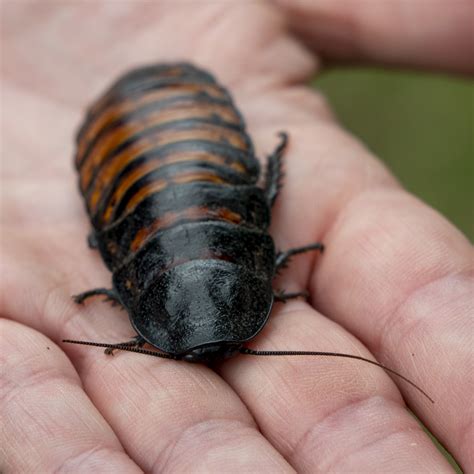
left=264, top=132, right=288, bottom=207
left=274, top=242, right=324, bottom=303
left=73, top=288, right=122, bottom=308
left=103, top=335, right=146, bottom=355
left=275, top=242, right=324, bottom=272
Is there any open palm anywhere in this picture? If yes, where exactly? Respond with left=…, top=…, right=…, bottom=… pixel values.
left=2, top=3, right=472, bottom=472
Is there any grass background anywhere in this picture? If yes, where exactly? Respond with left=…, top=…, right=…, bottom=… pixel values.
left=314, top=68, right=473, bottom=241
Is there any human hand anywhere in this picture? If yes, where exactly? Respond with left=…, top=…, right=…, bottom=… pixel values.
left=2, top=2, right=472, bottom=472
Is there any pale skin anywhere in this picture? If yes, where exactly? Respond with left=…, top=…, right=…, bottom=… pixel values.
left=1, top=1, right=473, bottom=472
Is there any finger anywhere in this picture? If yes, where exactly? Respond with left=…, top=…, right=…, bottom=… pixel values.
left=0, top=319, right=140, bottom=473
left=276, top=0, right=474, bottom=74
left=66, top=339, right=293, bottom=473
left=242, top=92, right=472, bottom=470
left=4, top=2, right=471, bottom=470
left=312, top=184, right=474, bottom=470
left=219, top=302, right=454, bottom=472
left=1, top=238, right=293, bottom=473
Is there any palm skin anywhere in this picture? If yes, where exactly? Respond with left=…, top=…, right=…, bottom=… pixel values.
left=1, top=2, right=472, bottom=472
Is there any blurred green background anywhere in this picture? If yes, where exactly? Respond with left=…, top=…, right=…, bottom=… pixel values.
left=314, top=68, right=473, bottom=241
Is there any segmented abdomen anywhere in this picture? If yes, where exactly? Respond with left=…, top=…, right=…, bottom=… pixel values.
left=75, top=64, right=270, bottom=274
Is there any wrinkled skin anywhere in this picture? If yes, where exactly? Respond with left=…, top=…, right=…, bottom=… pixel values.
left=1, top=2, right=473, bottom=473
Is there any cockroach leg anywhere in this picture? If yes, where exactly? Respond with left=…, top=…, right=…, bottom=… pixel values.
left=275, top=243, right=324, bottom=272
left=264, top=132, right=288, bottom=207
left=103, top=335, right=146, bottom=355
left=73, top=288, right=122, bottom=308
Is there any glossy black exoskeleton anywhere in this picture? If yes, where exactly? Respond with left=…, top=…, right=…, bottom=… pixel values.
left=70, top=63, right=324, bottom=363
left=64, top=64, right=433, bottom=403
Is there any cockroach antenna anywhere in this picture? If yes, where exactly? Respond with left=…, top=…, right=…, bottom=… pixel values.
left=63, top=339, right=179, bottom=360
left=63, top=339, right=434, bottom=403
left=239, top=348, right=434, bottom=404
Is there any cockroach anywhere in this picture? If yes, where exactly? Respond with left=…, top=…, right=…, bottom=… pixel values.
left=64, top=63, right=433, bottom=403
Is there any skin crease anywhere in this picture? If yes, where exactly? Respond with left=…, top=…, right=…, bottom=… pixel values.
left=1, top=1, right=473, bottom=473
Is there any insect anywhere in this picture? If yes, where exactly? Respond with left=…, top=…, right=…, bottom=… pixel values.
left=64, top=63, right=432, bottom=402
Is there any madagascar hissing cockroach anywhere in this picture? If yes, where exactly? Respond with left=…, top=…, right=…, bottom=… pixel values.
left=64, top=63, right=433, bottom=403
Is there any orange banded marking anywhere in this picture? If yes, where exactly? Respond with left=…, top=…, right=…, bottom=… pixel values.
left=78, top=83, right=228, bottom=160
left=87, top=149, right=245, bottom=213
left=101, top=172, right=226, bottom=224
left=77, top=101, right=241, bottom=167
left=77, top=103, right=242, bottom=184
left=80, top=121, right=248, bottom=192
left=130, top=206, right=243, bottom=252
